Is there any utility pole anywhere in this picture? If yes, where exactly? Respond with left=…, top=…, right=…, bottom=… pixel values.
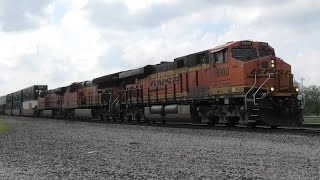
left=300, top=77, right=305, bottom=108
left=300, top=77, right=304, bottom=90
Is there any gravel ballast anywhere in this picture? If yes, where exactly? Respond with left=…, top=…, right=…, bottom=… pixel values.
left=1, top=116, right=320, bottom=180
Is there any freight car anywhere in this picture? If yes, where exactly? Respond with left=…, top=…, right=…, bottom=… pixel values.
left=4, top=94, right=12, bottom=115
left=0, top=40, right=303, bottom=128
left=0, top=96, right=5, bottom=114
left=4, top=85, right=48, bottom=116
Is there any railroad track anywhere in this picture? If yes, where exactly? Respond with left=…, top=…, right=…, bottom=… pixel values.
left=2, top=115, right=320, bottom=135
left=61, top=117, right=320, bottom=135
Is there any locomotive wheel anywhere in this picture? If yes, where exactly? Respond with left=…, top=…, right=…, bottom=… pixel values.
left=226, top=117, right=237, bottom=127
left=134, top=113, right=141, bottom=123
left=101, top=115, right=110, bottom=122
left=247, top=123, right=257, bottom=128
left=119, top=114, right=125, bottom=122
left=211, top=116, right=220, bottom=126
left=111, top=115, right=117, bottom=122
left=126, top=115, right=133, bottom=122
left=207, top=122, right=216, bottom=126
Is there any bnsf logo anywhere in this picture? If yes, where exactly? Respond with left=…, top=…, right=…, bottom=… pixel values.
left=250, top=69, right=291, bottom=76
left=150, top=76, right=180, bottom=87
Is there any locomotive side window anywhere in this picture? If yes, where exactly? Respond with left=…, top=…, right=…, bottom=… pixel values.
left=196, top=53, right=207, bottom=65
left=177, top=59, right=185, bottom=68
left=211, top=49, right=227, bottom=64
left=232, top=48, right=257, bottom=61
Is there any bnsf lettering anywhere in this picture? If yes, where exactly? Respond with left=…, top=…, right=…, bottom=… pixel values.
left=215, top=68, right=229, bottom=77
left=150, top=76, right=180, bottom=87
left=250, top=69, right=291, bottom=76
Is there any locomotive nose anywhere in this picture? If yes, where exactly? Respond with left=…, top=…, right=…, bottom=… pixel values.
left=260, top=105, right=302, bottom=127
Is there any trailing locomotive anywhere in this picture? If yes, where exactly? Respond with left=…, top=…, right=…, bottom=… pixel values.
left=1, top=40, right=303, bottom=127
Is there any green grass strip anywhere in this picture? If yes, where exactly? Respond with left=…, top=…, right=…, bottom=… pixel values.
left=0, top=122, right=11, bottom=134
left=303, top=118, right=320, bottom=125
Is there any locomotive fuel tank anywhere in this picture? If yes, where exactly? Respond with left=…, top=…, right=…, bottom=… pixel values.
left=145, top=105, right=193, bottom=122
left=150, top=105, right=163, bottom=114
left=164, top=104, right=179, bottom=114
left=74, top=109, right=92, bottom=118
left=41, top=110, right=53, bottom=117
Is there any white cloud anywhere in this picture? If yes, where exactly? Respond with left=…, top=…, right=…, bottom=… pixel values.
left=0, top=0, right=52, bottom=31
left=0, top=0, right=320, bottom=95
left=0, top=0, right=109, bottom=94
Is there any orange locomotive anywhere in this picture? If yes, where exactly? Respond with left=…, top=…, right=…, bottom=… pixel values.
left=37, top=81, right=104, bottom=118
left=37, top=79, right=124, bottom=120
left=98, top=40, right=302, bottom=127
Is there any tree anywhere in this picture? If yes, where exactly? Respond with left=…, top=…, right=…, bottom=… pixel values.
left=303, top=85, right=320, bottom=115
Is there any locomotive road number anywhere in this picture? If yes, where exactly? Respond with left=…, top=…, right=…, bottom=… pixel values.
left=215, top=67, right=229, bottom=77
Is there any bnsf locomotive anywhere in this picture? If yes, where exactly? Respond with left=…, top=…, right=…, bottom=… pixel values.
left=0, top=40, right=303, bottom=127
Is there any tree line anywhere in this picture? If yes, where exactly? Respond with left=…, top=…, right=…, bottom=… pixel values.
left=302, top=85, right=320, bottom=116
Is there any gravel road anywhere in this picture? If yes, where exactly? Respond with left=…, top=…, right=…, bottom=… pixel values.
left=1, top=115, right=320, bottom=180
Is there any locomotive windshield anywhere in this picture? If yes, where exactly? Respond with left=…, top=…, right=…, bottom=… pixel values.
left=231, top=48, right=257, bottom=61
left=258, top=49, right=275, bottom=57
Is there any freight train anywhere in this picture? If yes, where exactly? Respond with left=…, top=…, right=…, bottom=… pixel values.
left=0, top=40, right=303, bottom=127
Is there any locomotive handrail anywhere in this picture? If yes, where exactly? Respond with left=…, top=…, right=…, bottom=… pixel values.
left=109, top=94, right=123, bottom=112
left=108, top=93, right=113, bottom=112
left=111, top=95, right=121, bottom=107
left=253, top=73, right=275, bottom=106
left=244, top=74, right=257, bottom=111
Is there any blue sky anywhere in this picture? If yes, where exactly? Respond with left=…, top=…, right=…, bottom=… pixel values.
left=0, top=0, right=319, bottom=94
left=51, top=1, right=68, bottom=24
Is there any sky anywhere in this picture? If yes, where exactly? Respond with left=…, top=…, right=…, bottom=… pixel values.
left=0, top=0, right=319, bottom=95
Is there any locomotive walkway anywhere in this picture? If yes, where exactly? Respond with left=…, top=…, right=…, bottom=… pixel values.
left=1, top=115, right=320, bottom=179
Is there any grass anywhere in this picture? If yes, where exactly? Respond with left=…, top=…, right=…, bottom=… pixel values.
left=303, top=117, right=320, bottom=125
left=0, top=122, right=11, bottom=134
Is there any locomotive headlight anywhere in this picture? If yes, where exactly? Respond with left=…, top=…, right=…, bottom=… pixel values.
left=295, top=87, right=300, bottom=92
left=271, top=59, right=275, bottom=68
left=270, top=87, right=275, bottom=92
